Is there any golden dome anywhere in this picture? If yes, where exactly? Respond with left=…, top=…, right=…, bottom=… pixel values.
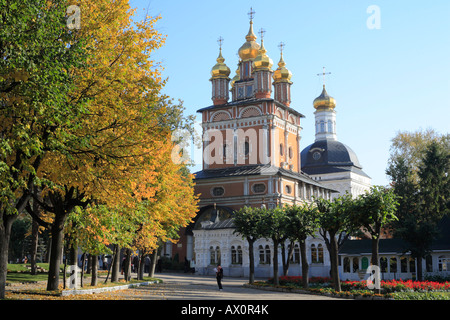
left=210, top=48, right=230, bottom=80
left=230, top=64, right=240, bottom=87
left=272, top=53, right=292, bottom=83
left=252, top=39, right=273, bottom=71
left=313, top=85, right=336, bottom=110
left=238, top=21, right=260, bottom=61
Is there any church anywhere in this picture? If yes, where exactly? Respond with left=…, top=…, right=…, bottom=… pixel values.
left=161, top=10, right=376, bottom=278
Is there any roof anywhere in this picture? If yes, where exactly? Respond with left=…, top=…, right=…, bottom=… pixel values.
left=202, top=218, right=236, bottom=230
left=193, top=164, right=338, bottom=191
left=301, top=139, right=371, bottom=178
left=196, top=97, right=305, bottom=119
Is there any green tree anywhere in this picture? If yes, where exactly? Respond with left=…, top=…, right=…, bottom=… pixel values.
left=387, top=130, right=449, bottom=281
left=315, top=194, right=356, bottom=292
left=233, top=206, right=264, bottom=284
left=284, top=203, right=319, bottom=288
left=353, top=186, right=398, bottom=291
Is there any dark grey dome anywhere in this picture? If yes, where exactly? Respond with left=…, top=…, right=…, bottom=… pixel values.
left=301, top=140, right=369, bottom=177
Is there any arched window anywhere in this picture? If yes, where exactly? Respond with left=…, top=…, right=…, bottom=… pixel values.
left=311, top=244, right=323, bottom=263
left=317, top=244, right=324, bottom=263
left=390, top=257, right=397, bottom=273
left=244, top=140, right=249, bottom=156
left=231, top=246, right=243, bottom=265
left=210, top=246, right=220, bottom=265
left=265, top=245, right=271, bottom=265
left=439, top=255, right=449, bottom=271
left=320, top=121, right=325, bottom=133
left=258, top=245, right=265, bottom=264
left=279, top=143, right=284, bottom=156
left=327, top=120, right=333, bottom=133
left=343, top=257, right=350, bottom=273
left=352, top=257, right=359, bottom=273
left=380, top=257, right=388, bottom=273
left=289, top=243, right=300, bottom=264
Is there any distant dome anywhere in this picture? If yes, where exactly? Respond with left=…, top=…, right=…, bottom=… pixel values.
left=301, top=140, right=367, bottom=175
left=313, top=85, right=336, bottom=110
left=238, top=21, right=260, bottom=61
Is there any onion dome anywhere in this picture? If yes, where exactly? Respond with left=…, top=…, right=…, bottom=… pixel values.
left=210, top=48, right=231, bottom=80
left=272, top=52, right=292, bottom=83
left=230, top=64, right=240, bottom=87
left=238, top=21, right=260, bottom=61
left=313, top=85, right=336, bottom=110
left=252, top=38, right=273, bottom=71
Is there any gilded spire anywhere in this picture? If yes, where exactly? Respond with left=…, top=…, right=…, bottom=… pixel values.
left=252, top=28, right=273, bottom=71
left=210, top=37, right=230, bottom=80
left=238, top=8, right=260, bottom=61
left=273, top=42, right=292, bottom=83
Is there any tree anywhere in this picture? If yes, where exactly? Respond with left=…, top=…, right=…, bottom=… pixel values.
left=233, top=206, right=264, bottom=284
left=0, top=0, right=88, bottom=298
left=258, top=207, right=289, bottom=286
left=284, top=203, right=319, bottom=288
left=353, top=186, right=398, bottom=291
left=315, top=194, right=356, bottom=292
left=387, top=130, right=449, bottom=280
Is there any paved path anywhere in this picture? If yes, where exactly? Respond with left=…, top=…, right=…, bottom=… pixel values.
left=99, top=272, right=341, bottom=300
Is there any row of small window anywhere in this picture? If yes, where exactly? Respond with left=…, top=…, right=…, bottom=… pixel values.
left=221, top=143, right=294, bottom=159
left=209, top=243, right=325, bottom=265
left=316, top=120, right=335, bottom=134
left=342, top=255, right=449, bottom=273
left=211, top=183, right=267, bottom=197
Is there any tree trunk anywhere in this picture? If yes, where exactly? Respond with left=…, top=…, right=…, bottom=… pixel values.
left=149, top=249, right=158, bottom=278
left=91, top=255, right=98, bottom=286
left=138, top=252, right=145, bottom=280
left=299, top=239, right=309, bottom=288
left=30, top=220, right=39, bottom=275
left=47, top=213, right=66, bottom=291
left=272, top=239, right=279, bottom=286
left=124, top=249, right=131, bottom=282
left=417, top=256, right=423, bottom=281
left=0, top=214, right=17, bottom=299
left=111, top=245, right=120, bottom=282
left=329, top=234, right=341, bottom=292
left=248, top=238, right=255, bottom=284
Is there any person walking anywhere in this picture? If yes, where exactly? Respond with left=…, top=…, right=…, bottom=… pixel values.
left=215, top=264, right=223, bottom=291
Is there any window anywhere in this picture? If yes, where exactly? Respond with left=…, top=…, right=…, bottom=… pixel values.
left=288, top=146, right=293, bottom=159
left=259, top=245, right=271, bottom=264
left=343, top=257, right=350, bottom=273
left=244, top=140, right=249, bottom=156
left=409, top=257, right=416, bottom=273
left=320, top=121, right=325, bottom=132
left=311, top=243, right=324, bottom=264
left=210, top=246, right=220, bottom=265
left=289, top=244, right=300, bottom=264
left=353, top=257, right=359, bottom=273
left=252, top=183, right=266, bottom=193
left=231, top=246, right=243, bottom=265
left=327, top=120, right=333, bottom=133
left=246, top=85, right=253, bottom=97
left=285, top=185, right=292, bottom=194
left=380, top=257, right=387, bottom=273
left=279, top=143, right=284, bottom=156
left=212, top=187, right=224, bottom=197
left=390, top=257, right=397, bottom=273
left=439, top=255, right=449, bottom=272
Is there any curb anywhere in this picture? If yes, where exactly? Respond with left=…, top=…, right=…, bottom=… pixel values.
left=61, top=279, right=162, bottom=296
left=243, top=283, right=394, bottom=300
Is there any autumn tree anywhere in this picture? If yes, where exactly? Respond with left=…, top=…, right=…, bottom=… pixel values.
left=0, top=0, right=88, bottom=298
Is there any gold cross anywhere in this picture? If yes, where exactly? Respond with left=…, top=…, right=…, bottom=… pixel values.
left=278, top=42, right=285, bottom=54
left=248, top=7, right=256, bottom=21
left=259, top=28, right=265, bottom=41
left=317, top=67, right=331, bottom=86
left=217, top=36, right=224, bottom=49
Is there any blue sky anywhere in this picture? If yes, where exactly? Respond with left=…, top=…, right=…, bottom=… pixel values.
left=129, top=0, right=449, bottom=186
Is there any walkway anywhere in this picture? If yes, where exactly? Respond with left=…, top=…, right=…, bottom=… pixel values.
left=97, top=272, right=341, bottom=300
